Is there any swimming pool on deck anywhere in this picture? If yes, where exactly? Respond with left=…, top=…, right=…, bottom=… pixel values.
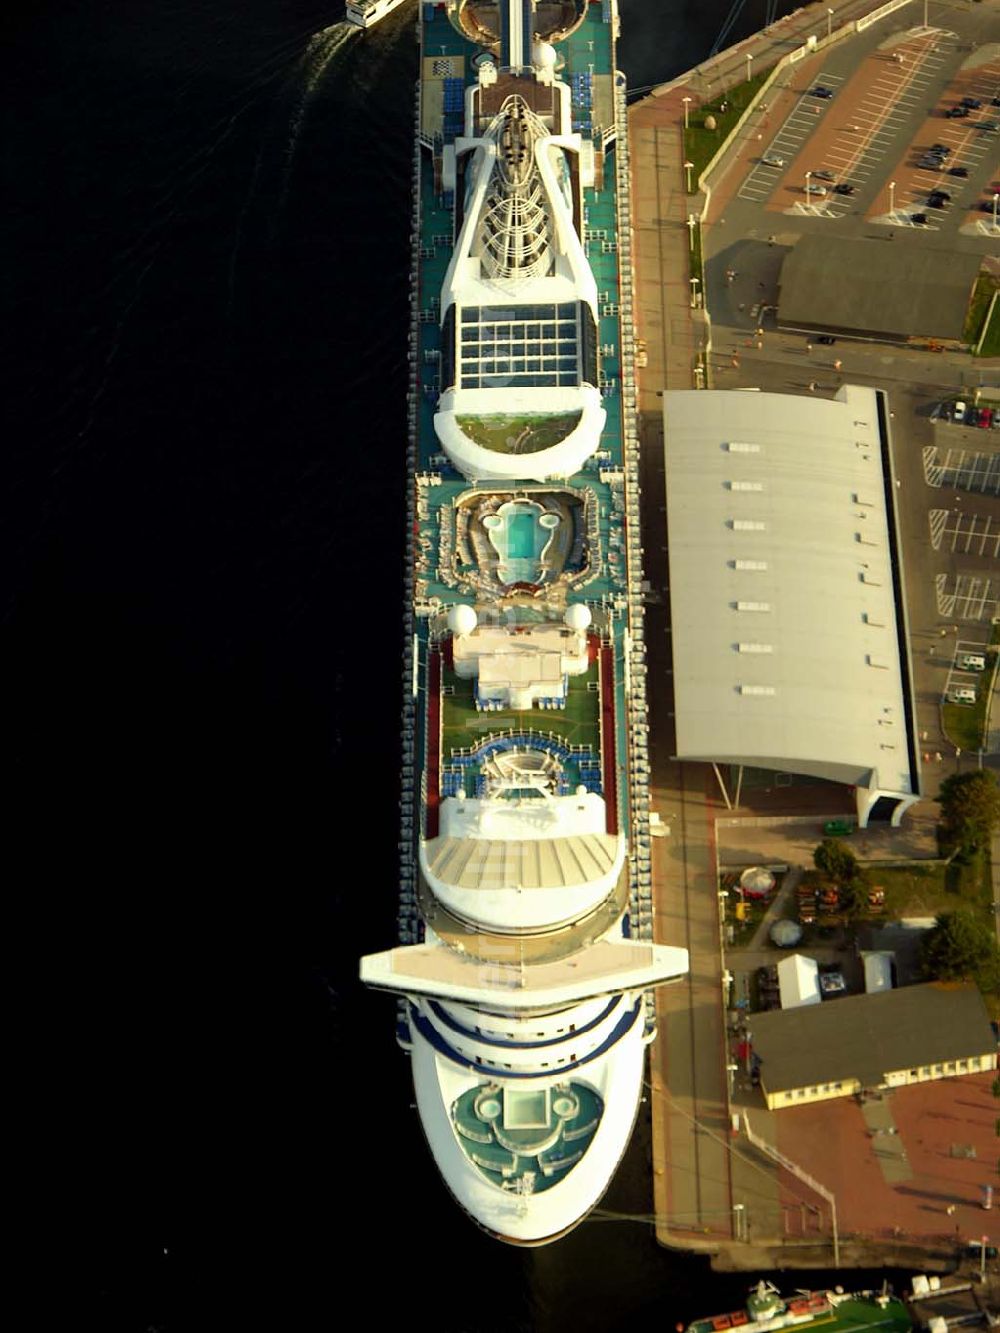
left=484, top=500, right=560, bottom=584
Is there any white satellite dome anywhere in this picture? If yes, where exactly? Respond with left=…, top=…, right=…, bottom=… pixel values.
left=564, top=603, right=592, bottom=631
left=532, top=40, right=557, bottom=70
left=447, top=604, right=478, bottom=637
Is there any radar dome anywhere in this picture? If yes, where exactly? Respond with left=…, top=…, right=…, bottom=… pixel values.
left=564, top=603, right=592, bottom=631
left=447, top=604, right=478, bottom=637
left=533, top=40, right=557, bottom=70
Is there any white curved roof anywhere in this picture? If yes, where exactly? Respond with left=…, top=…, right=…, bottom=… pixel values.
left=421, top=793, right=624, bottom=932
left=662, top=385, right=918, bottom=803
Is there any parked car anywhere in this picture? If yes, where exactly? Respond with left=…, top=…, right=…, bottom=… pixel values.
left=960, top=96, right=983, bottom=109
left=806, top=183, right=827, bottom=196
left=946, top=105, right=970, bottom=118
left=947, top=165, right=969, bottom=177
left=980, top=200, right=998, bottom=212
left=762, top=153, right=785, bottom=167
left=928, top=196, right=947, bottom=208
left=929, top=189, right=951, bottom=201
left=953, top=400, right=967, bottom=421
left=948, top=687, right=977, bottom=705
left=929, top=143, right=952, bottom=154
left=833, top=183, right=855, bottom=195
left=912, top=212, right=928, bottom=224
left=811, top=86, right=834, bottom=98
left=977, top=120, right=1000, bottom=132
left=977, top=407, right=994, bottom=429
left=958, top=652, right=987, bottom=671
left=992, top=96, right=1000, bottom=107
left=812, top=170, right=835, bottom=181
left=823, top=819, right=854, bottom=836
left=817, top=335, right=837, bottom=345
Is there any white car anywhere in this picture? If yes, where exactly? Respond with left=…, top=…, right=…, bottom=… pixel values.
left=948, top=687, right=977, bottom=705
left=958, top=653, right=986, bottom=671
left=762, top=153, right=784, bottom=167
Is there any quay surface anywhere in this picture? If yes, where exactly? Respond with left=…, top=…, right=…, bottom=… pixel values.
left=627, top=0, right=1000, bottom=1271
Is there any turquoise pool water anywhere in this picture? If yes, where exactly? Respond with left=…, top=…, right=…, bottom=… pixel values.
left=507, top=511, right=537, bottom=560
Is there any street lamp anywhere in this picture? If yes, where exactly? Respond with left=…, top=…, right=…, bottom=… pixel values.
left=827, top=7, right=833, bottom=39
left=746, top=52, right=753, bottom=85
left=684, top=159, right=694, bottom=193
left=682, top=95, right=692, bottom=130
left=993, top=192, right=999, bottom=232
left=687, top=213, right=697, bottom=250
left=689, top=276, right=700, bottom=308
left=889, top=179, right=896, bottom=217
left=805, top=169, right=812, bottom=203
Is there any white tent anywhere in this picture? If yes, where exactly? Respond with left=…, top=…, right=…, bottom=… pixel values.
left=777, top=954, right=821, bottom=1009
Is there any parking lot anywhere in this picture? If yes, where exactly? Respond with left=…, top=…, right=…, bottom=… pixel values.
left=929, top=506, right=1000, bottom=557
left=938, top=635, right=992, bottom=703
left=935, top=571, right=998, bottom=624
left=923, top=443, right=1000, bottom=494
left=733, top=28, right=1000, bottom=232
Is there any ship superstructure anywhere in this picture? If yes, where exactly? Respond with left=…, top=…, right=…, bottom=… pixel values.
left=360, top=0, right=687, bottom=1245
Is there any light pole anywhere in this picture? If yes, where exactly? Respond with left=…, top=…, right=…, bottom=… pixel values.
left=689, top=276, right=700, bottom=308
left=687, top=213, right=697, bottom=250
left=993, top=192, right=999, bottom=232
left=805, top=169, right=812, bottom=203
left=746, top=52, right=753, bottom=85
left=682, top=95, right=692, bottom=129
left=889, top=179, right=896, bottom=217
left=684, top=159, right=694, bottom=193
left=923, top=0, right=929, bottom=27
left=827, top=7, right=833, bottom=40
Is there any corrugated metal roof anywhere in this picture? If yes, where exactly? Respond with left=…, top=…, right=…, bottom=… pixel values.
left=662, top=385, right=916, bottom=800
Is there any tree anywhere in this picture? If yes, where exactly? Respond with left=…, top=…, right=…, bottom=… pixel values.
left=937, top=771, right=1000, bottom=857
left=813, top=838, right=858, bottom=886
left=839, top=876, right=872, bottom=919
left=920, top=909, right=1000, bottom=988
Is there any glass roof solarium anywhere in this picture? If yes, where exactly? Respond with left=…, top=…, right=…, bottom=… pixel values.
left=459, top=303, right=580, bottom=390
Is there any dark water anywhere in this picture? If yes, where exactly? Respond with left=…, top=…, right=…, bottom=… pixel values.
left=4, top=1, right=901, bottom=1327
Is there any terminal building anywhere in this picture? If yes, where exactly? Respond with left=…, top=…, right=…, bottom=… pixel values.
left=660, top=384, right=920, bottom=828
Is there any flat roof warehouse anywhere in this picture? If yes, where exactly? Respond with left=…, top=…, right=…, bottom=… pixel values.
left=777, top=236, right=983, bottom=344
left=661, top=385, right=920, bottom=828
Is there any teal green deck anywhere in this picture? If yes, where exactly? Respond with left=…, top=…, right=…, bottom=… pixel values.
left=411, top=1, right=635, bottom=853
left=452, top=1080, right=604, bottom=1192
left=441, top=657, right=600, bottom=756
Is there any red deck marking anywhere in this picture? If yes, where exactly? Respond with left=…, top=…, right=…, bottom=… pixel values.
left=426, top=646, right=442, bottom=838
left=599, top=642, right=618, bottom=834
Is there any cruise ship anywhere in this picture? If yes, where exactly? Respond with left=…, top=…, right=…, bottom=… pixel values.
left=359, top=0, right=688, bottom=1245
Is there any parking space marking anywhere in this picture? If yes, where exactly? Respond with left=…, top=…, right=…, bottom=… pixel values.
left=928, top=508, right=949, bottom=549
left=737, top=74, right=845, bottom=203
left=922, top=446, right=1000, bottom=494
left=936, top=574, right=998, bottom=622
left=930, top=509, right=1000, bottom=557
